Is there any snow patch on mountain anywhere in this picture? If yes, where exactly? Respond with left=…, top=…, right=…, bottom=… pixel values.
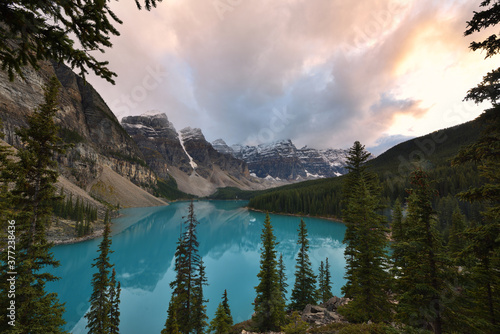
left=178, top=129, right=198, bottom=170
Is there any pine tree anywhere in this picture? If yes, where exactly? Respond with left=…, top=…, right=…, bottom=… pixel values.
left=209, top=302, right=232, bottom=334
left=341, top=141, right=379, bottom=298
left=394, top=169, right=452, bottom=333
left=323, top=258, right=333, bottom=302
left=209, top=290, right=233, bottom=334
left=278, top=254, right=289, bottom=302
left=86, top=220, right=114, bottom=333
left=253, top=214, right=286, bottom=332
left=222, top=289, right=233, bottom=327
left=164, top=200, right=207, bottom=334
left=109, top=268, right=121, bottom=334
left=290, top=219, right=317, bottom=311
left=339, top=177, right=392, bottom=323
left=0, top=77, right=67, bottom=333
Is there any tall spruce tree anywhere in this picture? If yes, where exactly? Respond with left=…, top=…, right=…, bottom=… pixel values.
left=394, top=169, right=452, bottom=333
left=86, top=219, right=115, bottom=333
left=290, top=219, right=317, bottom=311
left=0, top=77, right=67, bottom=332
left=253, top=214, right=286, bottom=332
left=164, top=200, right=207, bottom=334
left=450, top=2, right=500, bottom=332
left=323, top=258, right=333, bottom=302
left=341, top=141, right=379, bottom=298
left=339, top=177, right=392, bottom=323
left=339, top=141, right=391, bottom=323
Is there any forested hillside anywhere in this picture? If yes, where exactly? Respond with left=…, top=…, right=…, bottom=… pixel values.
left=248, top=117, right=485, bottom=237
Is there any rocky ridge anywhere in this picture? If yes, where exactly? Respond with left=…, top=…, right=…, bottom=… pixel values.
left=121, top=112, right=280, bottom=197
left=212, top=139, right=351, bottom=180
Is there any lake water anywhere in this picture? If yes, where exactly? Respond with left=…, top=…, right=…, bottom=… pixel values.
left=47, top=200, right=347, bottom=333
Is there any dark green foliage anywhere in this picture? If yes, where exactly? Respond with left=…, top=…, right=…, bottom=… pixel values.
left=447, top=2, right=500, bottom=332
left=0, top=77, right=67, bottom=333
left=447, top=208, right=467, bottom=260
left=278, top=253, right=289, bottom=302
left=339, top=179, right=392, bottom=323
left=393, top=170, right=453, bottom=333
left=0, top=0, right=161, bottom=83
left=58, top=127, right=86, bottom=144
left=209, top=290, right=233, bottom=334
left=253, top=214, right=286, bottom=332
left=164, top=201, right=208, bottom=334
left=53, top=191, right=98, bottom=237
left=86, top=220, right=115, bottom=333
left=108, top=150, right=148, bottom=167
left=289, top=219, right=317, bottom=311
left=282, top=311, right=309, bottom=334
left=338, top=141, right=392, bottom=323
left=155, top=177, right=195, bottom=200
left=317, top=258, right=333, bottom=304
left=209, top=303, right=232, bottom=334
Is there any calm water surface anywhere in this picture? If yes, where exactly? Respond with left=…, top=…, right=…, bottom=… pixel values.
left=47, top=200, right=346, bottom=333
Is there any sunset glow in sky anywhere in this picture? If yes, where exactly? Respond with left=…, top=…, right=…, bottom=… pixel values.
left=87, top=0, right=498, bottom=153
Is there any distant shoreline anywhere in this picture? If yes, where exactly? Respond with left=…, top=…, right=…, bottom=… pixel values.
left=246, top=207, right=345, bottom=224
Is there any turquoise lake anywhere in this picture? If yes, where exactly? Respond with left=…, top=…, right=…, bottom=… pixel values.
left=47, top=200, right=347, bottom=333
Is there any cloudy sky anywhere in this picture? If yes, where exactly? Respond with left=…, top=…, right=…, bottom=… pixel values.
left=87, top=0, right=497, bottom=154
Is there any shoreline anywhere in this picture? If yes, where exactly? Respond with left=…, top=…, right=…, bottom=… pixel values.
left=247, top=207, right=345, bottom=224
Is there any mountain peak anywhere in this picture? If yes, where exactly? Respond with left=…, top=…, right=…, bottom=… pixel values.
left=141, top=110, right=166, bottom=117
left=180, top=127, right=205, bottom=142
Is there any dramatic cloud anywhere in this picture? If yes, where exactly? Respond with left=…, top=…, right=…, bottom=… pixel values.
left=87, top=0, right=498, bottom=151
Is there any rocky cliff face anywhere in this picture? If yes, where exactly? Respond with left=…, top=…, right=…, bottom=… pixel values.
left=121, top=112, right=253, bottom=196
left=0, top=61, right=159, bottom=206
left=214, top=139, right=350, bottom=180
left=121, top=112, right=192, bottom=179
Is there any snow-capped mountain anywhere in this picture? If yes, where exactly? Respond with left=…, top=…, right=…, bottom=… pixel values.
left=213, top=139, right=351, bottom=180
left=121, top=112, right=272, bottom=196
